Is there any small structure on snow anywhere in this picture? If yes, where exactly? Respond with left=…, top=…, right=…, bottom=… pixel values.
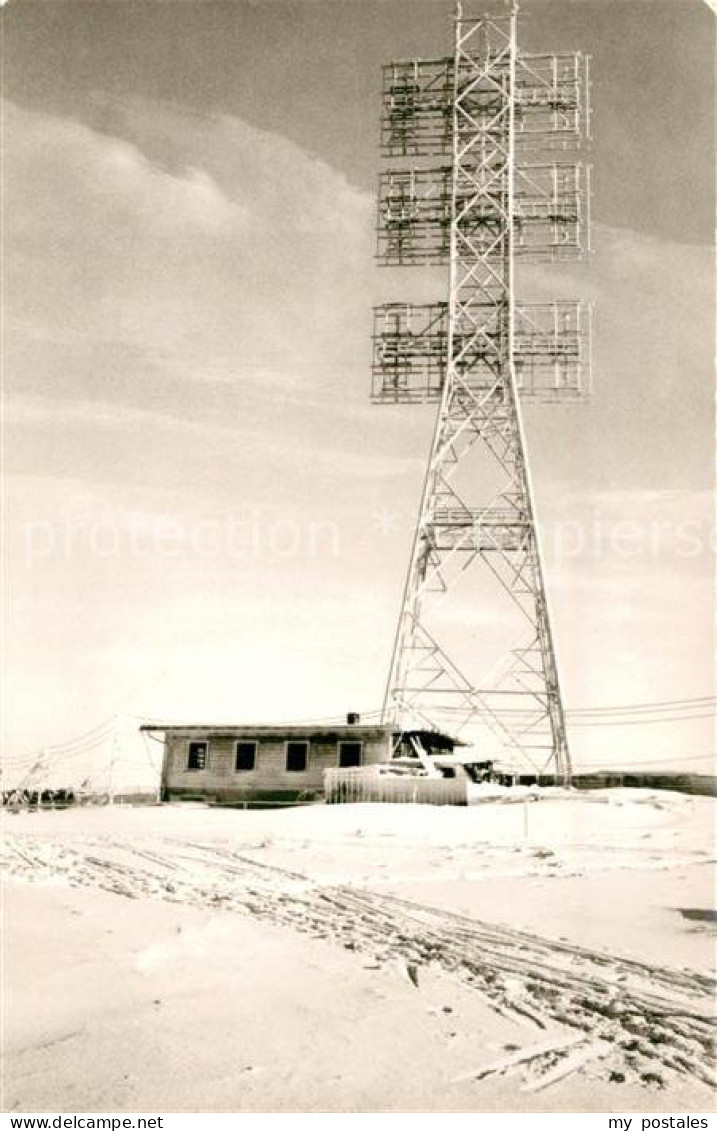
left=141, top=716, right=466, bottom=807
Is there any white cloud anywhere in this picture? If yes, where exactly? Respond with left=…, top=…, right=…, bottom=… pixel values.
left=6, top=96, right=373, bottom=393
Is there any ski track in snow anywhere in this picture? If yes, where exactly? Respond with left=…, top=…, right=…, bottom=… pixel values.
left=4, top=832, right=715, bottom=1095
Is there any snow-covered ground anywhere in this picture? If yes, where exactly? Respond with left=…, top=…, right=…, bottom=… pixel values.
left=2, top=788, right=714, bottom=1112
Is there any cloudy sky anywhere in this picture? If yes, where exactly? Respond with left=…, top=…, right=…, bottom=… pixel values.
left=4, top=0, right=714, bottom=773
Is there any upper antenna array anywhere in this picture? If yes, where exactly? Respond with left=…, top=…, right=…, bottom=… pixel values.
left=381, top=50, right=590, bottom=157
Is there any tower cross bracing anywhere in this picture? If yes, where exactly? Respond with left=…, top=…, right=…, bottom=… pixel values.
left=373, top=2, right=592, bottom=782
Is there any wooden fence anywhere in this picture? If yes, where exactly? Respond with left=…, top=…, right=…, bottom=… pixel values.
left=324, top=765, right=468, bottom=806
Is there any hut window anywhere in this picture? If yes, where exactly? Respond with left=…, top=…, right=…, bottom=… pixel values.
left=286, top=741, right=308, bottom=772
left=235, top=742, right=256, bottom=772
left=338, top=741, right=362, bottom=768
left=187, top=741, right=207, bottom=771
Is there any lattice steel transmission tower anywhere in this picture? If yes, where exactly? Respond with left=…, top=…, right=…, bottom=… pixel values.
left=373, top=1, right=592, bottom=782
